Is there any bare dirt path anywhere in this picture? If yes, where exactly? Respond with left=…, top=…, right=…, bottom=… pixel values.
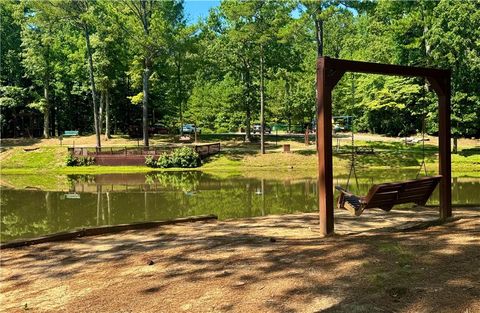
left=1, top=208, right=479, bottom=313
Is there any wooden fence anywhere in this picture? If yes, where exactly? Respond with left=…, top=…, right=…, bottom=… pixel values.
left=68, top=143, right=220, bottom=166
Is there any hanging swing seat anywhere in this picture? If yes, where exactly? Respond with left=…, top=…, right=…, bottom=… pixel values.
left=335, top=175, right=442, bottom=216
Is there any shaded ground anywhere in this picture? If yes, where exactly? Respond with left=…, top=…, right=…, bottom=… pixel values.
left=1, top=207, right=479, bottom=313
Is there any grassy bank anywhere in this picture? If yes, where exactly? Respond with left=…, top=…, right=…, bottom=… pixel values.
left=1, top=135, right=479, bottom=177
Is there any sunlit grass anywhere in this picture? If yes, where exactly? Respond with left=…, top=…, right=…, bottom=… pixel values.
left=0, top=136, right=478, bottom=177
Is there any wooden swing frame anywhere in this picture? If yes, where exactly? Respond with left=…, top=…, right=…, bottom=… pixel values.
left=316, top=57, right=452, bottom=235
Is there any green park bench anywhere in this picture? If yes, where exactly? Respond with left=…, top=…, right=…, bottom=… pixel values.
left=63, top=130, right=79, bottom=137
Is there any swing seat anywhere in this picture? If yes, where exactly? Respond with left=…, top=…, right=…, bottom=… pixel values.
left=335, top=175, right=442, bottom=216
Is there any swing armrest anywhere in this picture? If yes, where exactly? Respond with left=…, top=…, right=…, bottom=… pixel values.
left=335, top=186, right=355, bottom=197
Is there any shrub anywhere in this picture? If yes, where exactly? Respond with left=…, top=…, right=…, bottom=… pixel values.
left=156, top=153, right=173, bottom=168
left=145, top=147, right=201, bottom=168
left=145, top=155, right=157, bottom=168
left=80, top=156, right=95, bottom=166
left=170, top=147, right=201, bottom=168
left=66, top=154, right=78, bottom=166
left=66, top=155, right=95, bottom=166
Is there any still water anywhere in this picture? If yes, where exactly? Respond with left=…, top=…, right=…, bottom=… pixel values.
left=1, top=171, right=479, bottom=242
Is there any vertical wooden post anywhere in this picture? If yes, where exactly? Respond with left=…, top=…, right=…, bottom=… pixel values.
left=437, top=75, right=452, bottom=219
left=317, top=58, right=334, bottom=235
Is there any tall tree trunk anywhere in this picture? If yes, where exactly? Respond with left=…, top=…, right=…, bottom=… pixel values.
left=314, top=4, right=323, bottom=152
left=260, top=48, right=265, bottom=154
left=421, top=1, right=431, bottom=65
left=99, top=90, right=104, bottom=134
left=105, top=90, right=111, bottom=140
left=142, top=60, right=150, bottom=147
left=244, top=67, right=252, bottom=142
left=314, top=17, right=323, bottom=57
left=141, top=1, right=150, bottom=147
left=43, top=85, right=50, bottom=139
left=84, top=25, right=101, bottom=148
left=54, top=105, right=59, bottom=137
left=177, top=61, right=183, bottom=136
left=180, top=101, right=184, bottom=136
left=245, top=106, right=251, bottom=142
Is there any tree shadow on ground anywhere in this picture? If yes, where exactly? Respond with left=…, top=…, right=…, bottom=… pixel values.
left=1, top=209, right=479, bottom=312
left=0, top=138, right=41, bottom=147
left=458, top=147, right=480, bottom=157
left=202, top=150, right=258, bottom=163
left=296, top=150, right=317, bottom=156
left=201, top=133, right=316, bottom=145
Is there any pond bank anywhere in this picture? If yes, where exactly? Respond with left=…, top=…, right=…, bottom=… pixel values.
left=0, top=214, right=218, bottom=249
left=1, top=149, right=479, bottom=177
left=1, top=135, right=479, bottom=176
left=1, top=208, right=479, bottom=312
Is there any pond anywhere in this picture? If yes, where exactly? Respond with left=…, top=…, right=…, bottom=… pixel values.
left=1, top=171, right=479, bottom=242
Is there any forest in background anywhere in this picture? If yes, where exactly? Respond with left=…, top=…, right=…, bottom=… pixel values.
left=1, top=0, right=479, bottom=147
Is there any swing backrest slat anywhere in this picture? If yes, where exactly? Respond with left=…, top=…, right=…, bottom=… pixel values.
left=364, top=175, right=442, bottom=210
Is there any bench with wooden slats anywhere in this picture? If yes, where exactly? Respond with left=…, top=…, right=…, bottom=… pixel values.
left=336, top=175, right=442, bottom=216
left=63, top=130, right=79, bottom=137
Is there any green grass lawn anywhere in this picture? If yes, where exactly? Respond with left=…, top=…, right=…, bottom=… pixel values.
left=1, top=138, right=478, bottom=177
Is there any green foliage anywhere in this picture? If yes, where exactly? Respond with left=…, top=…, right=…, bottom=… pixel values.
left=1, top=0, right=479, bottom=140
left=66, top=154, right=95, bottom=166
left=145, top=147, right=201, bottom=168
left=128, top=92, right=143, bottom=105
left=186, top=75, right=243, bottom=132
left=144, top=155, right=157, bottom=168
left=0, top=0, right=23, bottom=85
left=156, top=153, right=174, bottom=168
left=145, top=172, right=201, bottom=191
left=0, top=86, right=28, bottom=108
left=170, top=147, right=201, bottom=168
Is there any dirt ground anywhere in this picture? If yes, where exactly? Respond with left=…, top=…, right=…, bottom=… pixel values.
left=1, top=208, right=479, bottom=313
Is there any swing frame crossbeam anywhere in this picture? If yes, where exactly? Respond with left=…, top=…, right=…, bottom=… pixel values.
left=316, top=57, right=452, bottom=235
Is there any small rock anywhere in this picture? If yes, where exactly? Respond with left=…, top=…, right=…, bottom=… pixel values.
left=216, top=270, right=231, bottom=277
left=269, top=237, right=277, bottom=243
left=234, top=281, right=246, bottom=287
left=147, top=260, right=155, bottom=265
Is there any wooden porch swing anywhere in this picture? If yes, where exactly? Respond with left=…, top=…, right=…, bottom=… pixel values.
left=334, top=76, right=442, bottom=216
left=335, top=175, right=442, bottom=216
left=316, top=57, right=452, bottom=235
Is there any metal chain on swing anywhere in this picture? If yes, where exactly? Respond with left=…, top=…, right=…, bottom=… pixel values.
left=416, top=77, right=429, bottom=179
left=345, top=72, right=359, bottom=190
